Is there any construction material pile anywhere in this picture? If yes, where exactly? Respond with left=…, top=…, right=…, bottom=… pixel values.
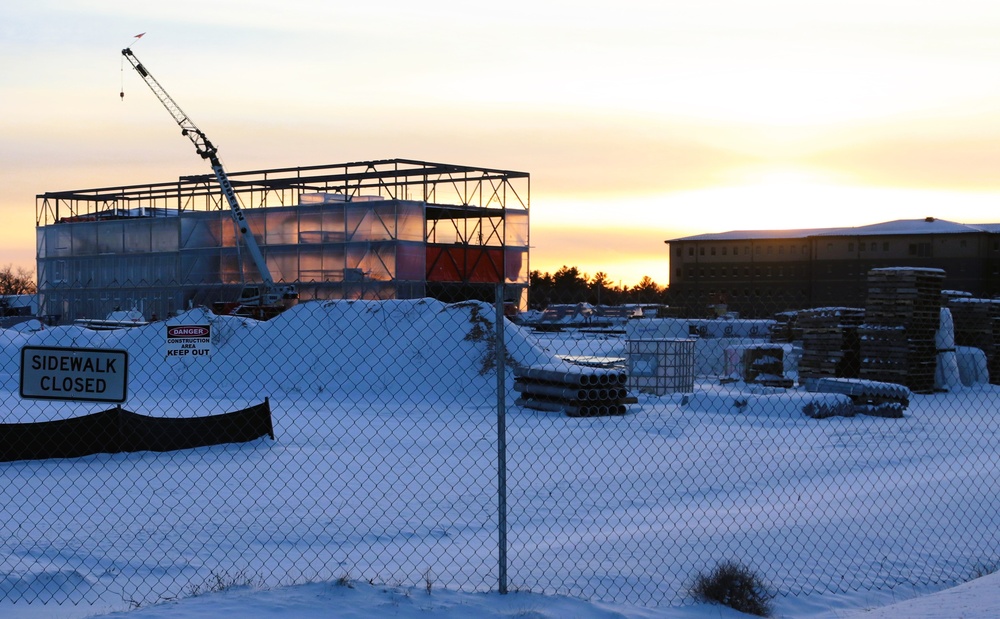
left=768, top=311, right=801, bottom=344
left=859, top=268, right=945, bottom=393
left=798, top=307, right=865, bottom=385
left=804, top=377, right=911, bottom=419
left=946, top=297, right=1000, bottom=385
left=514, top=365, right=631, bottom=417
left=741, top=344, right=793, bottom=387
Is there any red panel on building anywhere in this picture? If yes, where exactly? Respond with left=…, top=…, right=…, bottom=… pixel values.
left=427, top=247, right=509, bottom=283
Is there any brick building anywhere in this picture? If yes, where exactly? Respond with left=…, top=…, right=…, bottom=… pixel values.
left=666, top=218, right=1000, bottom=318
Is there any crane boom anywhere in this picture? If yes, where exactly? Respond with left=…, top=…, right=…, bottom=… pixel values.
left=121, top=47, right=296, bottom=311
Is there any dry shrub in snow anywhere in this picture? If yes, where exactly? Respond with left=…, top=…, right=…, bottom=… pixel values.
left=690, top=560, right=774, bottom=617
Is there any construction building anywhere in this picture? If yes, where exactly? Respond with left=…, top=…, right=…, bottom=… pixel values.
left=35, top=159, right=529, bottom=322
left=666, top=218, right=1000, bottom=318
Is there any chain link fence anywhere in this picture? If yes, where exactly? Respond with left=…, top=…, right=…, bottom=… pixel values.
left=1, top=281, right=999, bottom=610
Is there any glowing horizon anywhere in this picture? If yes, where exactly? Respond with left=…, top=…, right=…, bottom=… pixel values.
left=533, top=177, right=1000, bottom=287
left=4, top=2, right=1000, bottom=290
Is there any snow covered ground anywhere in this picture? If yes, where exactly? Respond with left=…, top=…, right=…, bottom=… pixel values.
left=0, top=299, right=997, bottom=618
left=52, top=570, right=1000, bottom=619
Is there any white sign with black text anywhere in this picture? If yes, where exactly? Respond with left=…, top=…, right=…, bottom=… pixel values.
left=20, top=346, right=129, bottom=403
left=165, top=324, right=213, bottom=358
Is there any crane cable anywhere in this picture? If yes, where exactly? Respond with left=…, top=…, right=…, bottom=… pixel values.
left=120, top=32, right=146, bottom=101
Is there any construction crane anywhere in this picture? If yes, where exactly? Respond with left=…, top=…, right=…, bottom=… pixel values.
left=121, top=46, right=297, bottom=317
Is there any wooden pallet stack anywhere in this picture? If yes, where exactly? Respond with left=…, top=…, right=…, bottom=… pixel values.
left=797, top=307, right=865, bottom=385
left=946, top=297, right=995, bottom=360
left=768, top=311, right=800, bottom=344
left=948, top=297, right=1000, bottom=384
left=991, top=301, right=1000, bottom=384
left=859, top=268, right=945, bottom=393
left=514, top=365, right=632, bottom=417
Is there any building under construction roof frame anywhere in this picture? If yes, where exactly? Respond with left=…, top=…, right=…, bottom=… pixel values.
left=36, top=158, right=529, bottom=225
left=35, top=158, right=530, bottom=323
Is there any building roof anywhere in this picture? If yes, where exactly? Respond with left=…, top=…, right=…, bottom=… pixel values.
left=667, top=228, right=819, bottom=242
left=813, top=218, right=988, bottom=237
left=666, top=218, right=997, bottom=243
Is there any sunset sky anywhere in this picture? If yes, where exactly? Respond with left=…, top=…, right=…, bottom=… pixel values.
left=4, top=1, right=1000, bottom=287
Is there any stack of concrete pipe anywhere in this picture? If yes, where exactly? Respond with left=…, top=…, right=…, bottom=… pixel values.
left=513, top=364, right=632, bottom=417
left=807, top=376, right=911, bottom=418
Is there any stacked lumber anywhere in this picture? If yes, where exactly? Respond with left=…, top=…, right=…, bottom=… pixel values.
left=514, top=365, right=631, bottom=417
left=991, top=301, right=1000, bottom=385
left=797, top=307, right=865, bottom=384
left=768, top=311, right=800, bottom=344
left=859, top=268, right=945, bottom=393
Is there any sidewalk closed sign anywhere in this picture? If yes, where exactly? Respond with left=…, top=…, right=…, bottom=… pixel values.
left=20, top=346, right=128, bottom=403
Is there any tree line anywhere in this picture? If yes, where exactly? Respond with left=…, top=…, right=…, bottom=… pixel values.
left=529, top=266, right=667, bottom=309
left=1, top=261, right=670, bottom=311
left=0, top=265, right=35, bottom=296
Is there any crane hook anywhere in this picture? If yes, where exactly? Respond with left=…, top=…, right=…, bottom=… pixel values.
left=120, top=91, right=125, bottom=101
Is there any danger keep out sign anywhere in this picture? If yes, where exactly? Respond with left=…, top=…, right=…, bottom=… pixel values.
left=166, top=324, right=212, bottom=358
left=20, top=346, right=128, bottom=403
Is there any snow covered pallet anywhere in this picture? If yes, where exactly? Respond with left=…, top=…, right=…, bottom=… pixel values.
left=514, top=365, right=631, bottom=417
left=804, top=377, right=910, bottom=419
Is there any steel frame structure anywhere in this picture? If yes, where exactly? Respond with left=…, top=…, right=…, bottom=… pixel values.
left=36, top=158, right=530, bottom=226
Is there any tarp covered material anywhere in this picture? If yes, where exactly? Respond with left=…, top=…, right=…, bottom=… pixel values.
left=0, top=400, right=274, bottom=462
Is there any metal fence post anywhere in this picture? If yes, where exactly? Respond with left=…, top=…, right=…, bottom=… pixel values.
left=495, top=283, right=508, bottom=594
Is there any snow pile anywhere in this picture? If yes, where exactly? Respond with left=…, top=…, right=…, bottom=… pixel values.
left=0, top=299, right=558, bottom=420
